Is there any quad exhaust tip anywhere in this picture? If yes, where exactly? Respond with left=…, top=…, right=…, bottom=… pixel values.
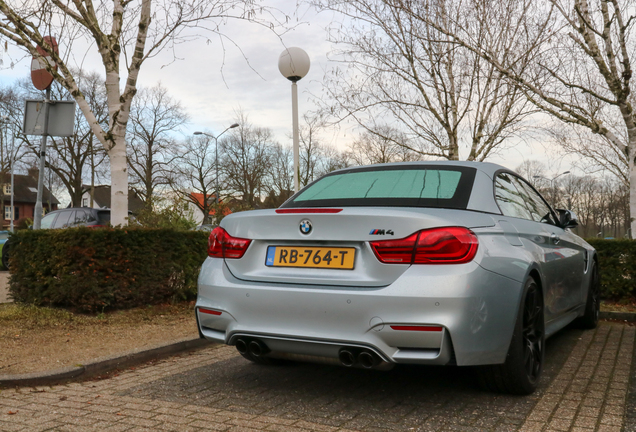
left=358, top=351, right=378, bottom=369
left=235, top=338, right=249, bottom=355
left=249, top=340, right=269, bottom=357
left=235, top=338, right=270, bottom=358
left=338, top=347, right=389, bottom=370
left=338, top=349, right=356, bottom=367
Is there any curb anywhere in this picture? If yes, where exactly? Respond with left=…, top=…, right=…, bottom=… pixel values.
left=600, top=311, right=636, bottom=322
left=0, top=337, right=214, bottom=388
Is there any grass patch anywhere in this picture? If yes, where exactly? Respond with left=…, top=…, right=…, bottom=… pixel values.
left=0, top=301, right=195, bottom=329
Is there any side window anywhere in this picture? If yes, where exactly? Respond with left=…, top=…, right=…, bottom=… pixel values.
left=495, top=174, right=533, bottom=220
left=74, top=209, right=89, bottom=225
left=53, top=211, right=73, bottom=229
left=85, top=211, right=97, bottom=223
left=514, top=178, right=557, bottom=225
left=40, top=213, right=57, bottom=229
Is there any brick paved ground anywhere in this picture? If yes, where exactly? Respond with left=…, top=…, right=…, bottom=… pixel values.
left=0, top=322, right=632, bottom=431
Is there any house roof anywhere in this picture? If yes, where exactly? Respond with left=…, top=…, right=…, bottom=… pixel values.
left=85, top=185, right=145, bottom=213
left=190, top=193, right=231, bottom=216
left=1, top=174, right=60, bottom=205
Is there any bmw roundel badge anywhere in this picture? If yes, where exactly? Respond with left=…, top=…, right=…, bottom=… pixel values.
left=300, top=219, right=312, bottom=235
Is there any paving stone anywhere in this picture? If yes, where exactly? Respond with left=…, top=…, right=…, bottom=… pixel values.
left=1, top=322, right=634, bottom=431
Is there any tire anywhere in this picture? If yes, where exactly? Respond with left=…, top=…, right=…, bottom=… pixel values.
left=574, top=262, right=600, bottom=329
left=477, top=277, right=545, bottom=395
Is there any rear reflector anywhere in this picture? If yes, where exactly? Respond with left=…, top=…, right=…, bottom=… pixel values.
left=208, top=227, right=251, bottom=259
left=198, top=308, right=222, bottom=316
left=390, top=325, right=443, bottom=332
left=276, top=208, right=343, bottom=214
left=370, top=227, right=478, bottom=264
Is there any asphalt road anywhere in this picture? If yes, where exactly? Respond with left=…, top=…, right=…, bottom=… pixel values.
left=0, top=322, right=633, bottom=431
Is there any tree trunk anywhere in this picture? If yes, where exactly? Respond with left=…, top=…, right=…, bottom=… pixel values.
left=109, top=142, right=128, bottom=226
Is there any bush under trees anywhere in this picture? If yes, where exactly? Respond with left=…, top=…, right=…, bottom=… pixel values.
left=587, top=239, right=636, bottom=302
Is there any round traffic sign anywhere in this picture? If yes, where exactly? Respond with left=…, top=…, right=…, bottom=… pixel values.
left=31, top=36, right=58, bottom=91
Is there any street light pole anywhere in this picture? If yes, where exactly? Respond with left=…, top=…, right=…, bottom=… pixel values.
left=193, top=123, right=239, bottom=214
left=533, top=171, right=570, bottom=207
left=278, top=48, right=310, bottom=193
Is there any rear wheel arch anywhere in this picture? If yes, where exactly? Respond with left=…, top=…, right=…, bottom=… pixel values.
left=477, top=274, right=545, bottom=394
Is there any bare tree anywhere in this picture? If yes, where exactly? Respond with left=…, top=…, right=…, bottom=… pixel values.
left=171, top=135, right=218, bottom=224
left=220, top=114, right=273, bottom=208
left=13, top=72, right=109, bottom=208
left=313, top=0, right=535, bottom=161
left=515, top=160, right=548, bottom=188
left=347, top=127, right=420, bottom=165
left=266, top=143, right=293, bottom=207
left=0, top=0, right=287, bottom=225
left=411, top=0, right=636, bottom=235
left=128, top=83, right=188, bottom=208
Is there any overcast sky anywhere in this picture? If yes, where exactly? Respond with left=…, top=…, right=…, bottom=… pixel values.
left=0, top=1, right=575, bottom=179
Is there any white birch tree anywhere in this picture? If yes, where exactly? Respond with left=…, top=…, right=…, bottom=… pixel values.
left=408, top=0, right=636, bottom=234
left=0, top=0, right=286, bottom=225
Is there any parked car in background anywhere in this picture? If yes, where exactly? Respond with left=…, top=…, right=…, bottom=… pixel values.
left=1, top=208, right=120, bottom=268
left=0, top=231, right=9, bottom=270
left=196, top=161, right=599, bottom=395
left=39, top=207, right=114, bottom=229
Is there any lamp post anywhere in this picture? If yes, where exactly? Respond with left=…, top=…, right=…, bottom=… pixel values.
left=533, top=171, right=570, bottom=207
left=278, top=47, right=310, bottom=193
left=193, top=123, right=239, bottom=211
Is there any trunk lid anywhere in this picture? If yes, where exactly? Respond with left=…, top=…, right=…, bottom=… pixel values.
left=221, top=207, right=495, bottom=287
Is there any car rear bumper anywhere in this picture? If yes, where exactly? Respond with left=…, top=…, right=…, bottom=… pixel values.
left=196, top=258, right=523, bottom=366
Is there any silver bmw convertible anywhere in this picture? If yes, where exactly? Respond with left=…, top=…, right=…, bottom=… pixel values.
left=196, top=161, right=598, bottom=394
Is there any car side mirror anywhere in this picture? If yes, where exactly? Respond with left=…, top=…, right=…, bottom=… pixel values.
left=557, top=209, right=578, bottom=228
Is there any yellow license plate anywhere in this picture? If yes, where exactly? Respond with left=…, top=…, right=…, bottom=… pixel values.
left=265, top=246, right=355, bottom=269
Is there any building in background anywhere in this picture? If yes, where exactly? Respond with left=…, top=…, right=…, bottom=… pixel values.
left=188, top=192, right=232, bottom=225
left=80, top=185, right=145, bottom=215
left=0, top=174, right=59, bottom=229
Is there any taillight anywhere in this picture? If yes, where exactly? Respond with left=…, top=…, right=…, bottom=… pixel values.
left=370, top=227, right=478, bottom=265
left=208, top=227, right=251, bottom=259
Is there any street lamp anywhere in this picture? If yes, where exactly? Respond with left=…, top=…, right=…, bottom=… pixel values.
left=278, top=47, right=310, bottom=193
left=533, top=170, right=571, bottom=186
left=193, top=123, right=239, bottom=209
left=533, top=171, right=570, bottom=207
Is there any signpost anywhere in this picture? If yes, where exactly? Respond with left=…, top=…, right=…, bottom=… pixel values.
left=29, top=36, right=57, bottom=230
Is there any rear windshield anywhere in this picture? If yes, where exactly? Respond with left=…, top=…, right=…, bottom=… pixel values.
left=282, top=165, right=476, bottom=209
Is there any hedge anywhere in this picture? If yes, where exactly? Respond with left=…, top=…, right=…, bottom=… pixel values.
left=7, top=231, right=636, bottom=312
left=586, top=239, right=636, bottom=302
left=8, top=228, right=208, bottom=312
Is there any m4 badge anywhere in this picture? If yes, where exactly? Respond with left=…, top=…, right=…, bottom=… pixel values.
left=369, top=229, right=394, bottom=236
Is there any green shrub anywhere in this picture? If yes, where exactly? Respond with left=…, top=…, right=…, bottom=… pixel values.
left=8, top=228, right=208, bottom=312
left=586, top=239, right=636, bottom=301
